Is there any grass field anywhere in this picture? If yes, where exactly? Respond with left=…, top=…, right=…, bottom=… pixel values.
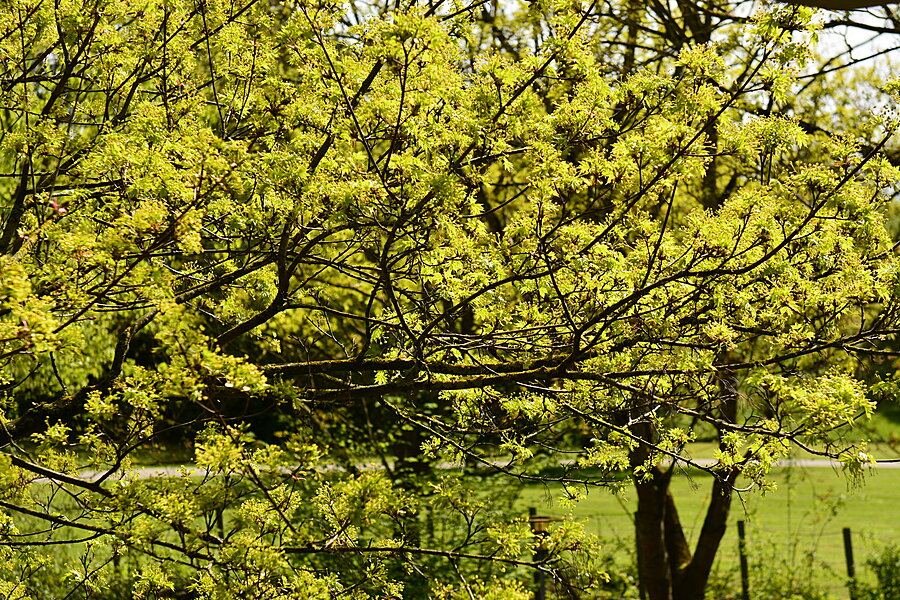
left=520, top=465, right=900, bottom=598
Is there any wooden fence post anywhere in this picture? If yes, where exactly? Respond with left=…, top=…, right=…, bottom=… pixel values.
left=738, top=520, right=750, bottom=600
left=529, top=507, right=551, bottom=600
left=843, top=527, right=857, bottom=600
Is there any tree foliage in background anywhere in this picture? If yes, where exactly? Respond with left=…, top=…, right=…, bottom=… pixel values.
left=1, top=0, right=900, bottom=599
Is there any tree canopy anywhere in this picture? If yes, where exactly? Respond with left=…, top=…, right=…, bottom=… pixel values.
left=1, top=0, right=900, bottom=599
left=793, top=0, right=893, bottom=9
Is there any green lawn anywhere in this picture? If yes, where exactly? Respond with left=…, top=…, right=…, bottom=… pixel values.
left=520, top=465, right=900, bottom=598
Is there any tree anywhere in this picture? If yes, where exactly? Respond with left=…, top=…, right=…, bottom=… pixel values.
left=793, top=0, right=894, bottom=9
left=1, top=0, right=899, bottom=599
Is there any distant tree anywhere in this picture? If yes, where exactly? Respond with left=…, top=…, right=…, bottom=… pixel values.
left=1, top=1, right=899, bottom=599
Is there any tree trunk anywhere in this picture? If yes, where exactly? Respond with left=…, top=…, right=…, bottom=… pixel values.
left=634, top=469, right=674, bottom=600
left=672, top=472, right=738, bottom=600
left=633, top=464, right=739, bottom=600
left=632, top=367, right=740, bottom=600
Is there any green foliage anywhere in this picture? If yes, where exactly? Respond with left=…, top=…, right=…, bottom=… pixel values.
left=747, top=538, right=836, bottom=600
left=1, top=0, right=899, bottom=598
left=858, top=544, right=900, bottom=600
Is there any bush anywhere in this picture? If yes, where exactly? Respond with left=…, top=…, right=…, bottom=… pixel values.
left=858, top=544, right=900, bottom=600
left=749, top=543, right=836, bottom=600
